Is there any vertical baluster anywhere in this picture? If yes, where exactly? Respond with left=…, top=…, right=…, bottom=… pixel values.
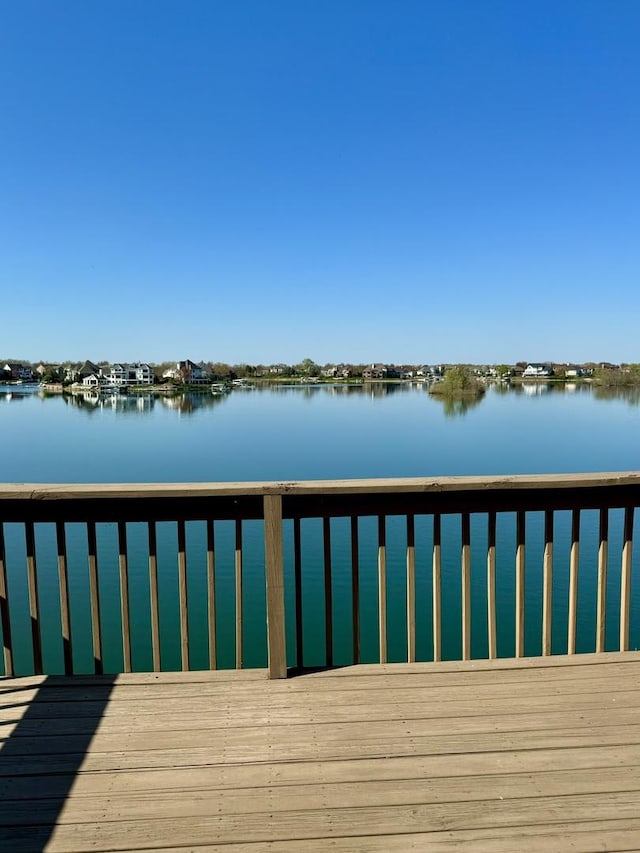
left=487, top=512, right=497, bottom=659
left=351, top=515, right=360, bottom=665
left=235, top=519, right=243, bottom=668
left=293, top=517, right=303, bottom=669
left=206, top=519, right=217, bottom=670
left=433, top=514, right=442, bottom=662
left=378, top=515, right=387, bottom=664
left=86, top=522, right=103, bottom=675
left=263, top=495, right=287, bottom=679
left=515, top=511, right=525, bottom=658
left=148, top=521, right=161, bottom=672
left=620, top=507, right=634, bottom=652
left=406, top=514, right=416, bottom=663
left=56, top=522, right=73, bottom=675
left=0, top=522, right=14, bottom=677
left=461, top=513, right=471, bottom=661
left=117, top=520, right=132, bottom=673
left=542, top=510, right=554, bottom=656
left=323, top=516, right=333, bottom=667
left=596, top=508, right=609, bottom=653
left=25, top=521, right=43, bottom=674
left=177, top=519, right=189, bottom=671
left=567, top=509, right=580, bottom=654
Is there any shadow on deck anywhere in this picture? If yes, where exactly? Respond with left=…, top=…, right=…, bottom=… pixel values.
left=0, top=675, right=116, bottom=852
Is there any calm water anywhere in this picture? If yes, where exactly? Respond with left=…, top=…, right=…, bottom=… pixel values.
left=2, top=381, right=640, bottom=673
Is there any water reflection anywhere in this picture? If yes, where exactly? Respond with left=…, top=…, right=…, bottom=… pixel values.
left=62, top=390, right=230, bottom=416
left=160, top=392, right=229, bottom=415
left=593, top=385, right=640, bottom=407
left=509, top=381, right=592, bottom=397
left=429, top=392, right=485, bottom=418
left=0, top=384, right=41, bottom=402
left=238, top=381, right=414, bottom=400
left=521, top=382, right=551, bottom=396
left=8, top=382, right=640, bottom=420
left=492, top=382, right=511, bottom=396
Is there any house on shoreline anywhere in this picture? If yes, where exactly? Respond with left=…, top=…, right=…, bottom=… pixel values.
left=68, top=361, right=155, bottom=388
left=162, top=360, right=210, bottom=385
left=523, top=363, right=553, bottom=378
left=2, top=362, right=35, bottom=382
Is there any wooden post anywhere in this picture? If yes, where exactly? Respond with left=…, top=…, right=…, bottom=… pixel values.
left=515, top=511, right=525, bottom=658
left=235, top=519, right=243, bottom=669
left=206, top=519, right=217, bottom=670
left=117, top=520, right=132, bottom=673
left=148, top=521, right=161, bottom=672
left=293, top=517, right=303, bottom=669
left=378, top=515, right=387, bottom=664
left=433, top=514, right=442, bottom=662
left=263, top=494, right=287, bottom=678
left=568, top=509, right=580, bottom=655
left=596, top=508, right=608, bottom=653
left=461, top=513, right=471, bottom=661
left=25, top=521, right=43, bottom=674
left=487, top=512, right=497, bottom=660
left=323, top=516, right=333, bottom=667
left=56, top=521, right=73, bottom=675
left=177, top=520, right=189, bottom=671
left=86, top=522, right=103, bottom=675
left=0, top=522, right=13, bottom=677
left=542, top=510, right=553, bottom=656
left=350, top=515, right=360, bottom=665
left=406, top=514, right=416, bottom=663
left=620, top=507, right=634, bottom=651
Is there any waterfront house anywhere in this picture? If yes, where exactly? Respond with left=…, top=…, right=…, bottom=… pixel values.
left=363, top=363, right=388, bottom=380
left=398, top=365, right=416, bottom=378
left=523, top=362, right=553, bottom=377
left=80, top=372, right=104, bottom=388
left=162, top=360, right=210, bottom=384
left=106, top=362, right=154, bottom=386
left=321, top=363, right=353, bottom=379
left=565, top=365, right=586, bottom=378
left=105, top=364, right=128, bottom=386
left=78, top=360, right=101, bottom=380
left=183, top=360, right=209, bottom=384
left=35, top=362, right=61, bottom=379
left=63, top=360, right=102, bottom=383
left=2, top=362, right=35, bottom=382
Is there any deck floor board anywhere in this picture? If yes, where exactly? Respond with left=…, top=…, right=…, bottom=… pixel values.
left=2, top=652, right=640, bottom=851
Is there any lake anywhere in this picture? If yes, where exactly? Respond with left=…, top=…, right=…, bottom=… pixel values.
left=2, top=380, right=640, bottom=673
left=3, top=380, right=640, bottom=483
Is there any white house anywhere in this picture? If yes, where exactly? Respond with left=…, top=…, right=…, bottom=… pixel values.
left=106, top=362, right=154, bottom=386
left=81, top=372, right=104, bottom=387
left=523, top=363, right=553, bottom=378
left=162, top=360, right=209, bottom=384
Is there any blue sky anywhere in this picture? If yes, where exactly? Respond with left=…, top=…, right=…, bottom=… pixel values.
left=1, top=0, right=639, bottom=365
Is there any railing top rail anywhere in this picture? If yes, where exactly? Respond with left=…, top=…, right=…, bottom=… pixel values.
left=2, top=471, right=640, bottom=502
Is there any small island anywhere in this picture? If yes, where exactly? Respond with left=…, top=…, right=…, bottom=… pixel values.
left=428, top=365, right=486, bottom=398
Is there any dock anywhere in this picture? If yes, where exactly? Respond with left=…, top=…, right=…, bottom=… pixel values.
left=3, top=651, right=640, bottom=851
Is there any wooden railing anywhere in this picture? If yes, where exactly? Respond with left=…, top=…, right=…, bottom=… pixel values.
left=0, top=473, right=639, bottom=679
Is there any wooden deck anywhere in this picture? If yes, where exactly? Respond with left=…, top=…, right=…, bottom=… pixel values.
left=2, top=653, right=640, bottom=852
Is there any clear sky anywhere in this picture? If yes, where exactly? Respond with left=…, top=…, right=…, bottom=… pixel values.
left=1, top=0, right=639, bottom=365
